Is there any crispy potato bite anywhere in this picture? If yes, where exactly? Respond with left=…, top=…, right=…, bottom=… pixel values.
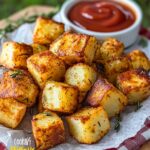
left=0, top=98, right=26, bottom=128
left=127, top=50, right=150, bottom=71
left=32, top=111, right=65, bottom=149
left=0, top=70, right=39, bottom=107
left=104, top=56, right=130, bottom=84
left=117, top=69, right=150, bottom=105
left=66, top=107, right=110, bottom=144
left=31, top=43, right=48, bottom=54
left=65, top=63, right=97, bottom=102
left=27, top=51, right=66, bottom=89
left=87, top=76, right=127, bottom=118
left=38, top=91, right=45, bottom=113
left=42, top=81, right=78, bottom=114
left=50, top=32, right=97, bottom=65
left=0, top=42, right=33, bottom=69
left=99, top=38, right=124, bottom=63
left=33, top=17, right=64, bottom=45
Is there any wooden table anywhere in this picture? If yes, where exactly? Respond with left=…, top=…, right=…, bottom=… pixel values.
left=0, top=5, right=149, bottom=150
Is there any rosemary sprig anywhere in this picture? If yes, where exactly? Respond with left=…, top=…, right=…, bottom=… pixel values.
left=10, top=70, right=23, bottom=78
left=0, top=9, right=58, bottom=40
left=135, top=101, right=143, bottom=112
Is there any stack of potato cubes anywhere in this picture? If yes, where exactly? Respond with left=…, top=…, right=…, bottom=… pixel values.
left=0, top=17, right=149, bottom=150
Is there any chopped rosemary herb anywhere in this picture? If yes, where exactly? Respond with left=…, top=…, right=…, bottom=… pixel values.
left=114, top=114, right=121, bottom=132
left=43, top=112, right=52, bottom=116
left=138, top=37, right=148, bottom=48
left=135, top=101, right=143, bottom=112
left=98, top=121, right=101, bottom=127
left=10, top=70, right=23, bottom=78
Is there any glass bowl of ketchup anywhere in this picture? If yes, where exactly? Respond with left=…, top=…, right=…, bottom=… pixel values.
left=60, top=0, right=142, bottom=47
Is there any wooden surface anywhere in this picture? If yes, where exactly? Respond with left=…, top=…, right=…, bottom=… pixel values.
left=0, top=5, right=149, bottom=150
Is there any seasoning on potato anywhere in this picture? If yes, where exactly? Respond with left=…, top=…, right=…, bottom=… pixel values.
left=117, top=69, right=150, bottom=105
left=0, top=42, right=33, bottom=69
left=87, top=76, right=128, bottom=118
left=0, top=98, right=26, bottom=128
left=32, top=111, right=65, bottom=149
left=50, top=32, right=98, bottom=65
left=0, top=69, right=39, bottom=107
left=66, top=107, right=110, bottom=144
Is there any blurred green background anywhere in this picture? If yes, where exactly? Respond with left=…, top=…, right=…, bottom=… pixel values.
left=0, top=0, right=150, bottom=28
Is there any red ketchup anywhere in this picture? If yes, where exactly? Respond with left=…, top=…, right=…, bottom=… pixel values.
left=68, top=0, right=136, bottom=32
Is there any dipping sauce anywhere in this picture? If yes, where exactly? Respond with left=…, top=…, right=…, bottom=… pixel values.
left=68, top=0, right=136, bottom=32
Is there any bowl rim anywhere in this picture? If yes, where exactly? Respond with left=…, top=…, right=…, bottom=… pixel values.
left=60, top=0, right=143, bottom=36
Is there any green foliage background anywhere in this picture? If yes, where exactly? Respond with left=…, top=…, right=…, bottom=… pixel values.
left=0, top=0, right=150, bottom=28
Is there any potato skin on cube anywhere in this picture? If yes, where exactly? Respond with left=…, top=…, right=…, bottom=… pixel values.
left=127, top=50, right=150, bottom=71
left=27, top=51, right=66, bottom=89
left=0, top=98, right=26, bottom=128
left=87, top=76, right=127, bottom=118
left=32, top=111, right=65, bottom=150
left=117, top=69, right=150, bottom=105
left=50, top=32, right=97, bottom=65
left=42, top=81, right=78, bottom=114
left=0, top=70, right=39, bottom=107
left=0, top=42, right=33, bottom=69
left=104, top=56, right=130, bottom=84
left=66, top=107, right=110, bottom=144
left=33, top=17, right=64, bottom=45
left=99, top=38, right=124, bottom=63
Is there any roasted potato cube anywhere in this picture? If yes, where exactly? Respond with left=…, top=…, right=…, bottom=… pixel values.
left=0, top=42, right=33, bottom=69
left=104, top=56, right=130, bottom=84
left=0, top=70, right=39, bottom=107
left=116, top=69, right=150, bottom=104
left=42, top=81, right=78, bottom=113
left=32, top=111, right=65, bottom=149
left=99, top=38, right=124, bottom=63
left=127, top=50, right=150, bottom=71
left=27, top=51, right=66, bottom=89
left=33, top=17, right=64, bottom=45
left=50, top=32, right=98, bottom=65
left=31, top=43, right=49, bottom=54
left=87, top=76, right=127, bottom=118
left=66, top=107, right=110, bottom=144
left=65, top=63, right=97, bottom=102
left=0, top=98, right=26, bottom=128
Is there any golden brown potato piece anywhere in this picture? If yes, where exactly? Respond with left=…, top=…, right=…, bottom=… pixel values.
left=0, top=70, right=39, bottom=107
left=33, top=17, right=64, bottom=45
left=42, top=81, right=78, bottom=114
left=27, top=51, right=66, bottom=89
left=31, top=43, right=49, bottom=54
left=0, top=98, right=26, bottom=128
left=104, top=56, right=130, bottom=84
left=32, top=111, right=65, bottom=149
left=99, top=38, right=124, bottom=63
left=127, top=50, right=150, bottom=71
left=50, top=32, right=98, bottom=65
left=87, top=76, right=127, bottom=118
left=94, top=43, right=102, bottom=62
left=117, top=69, right=150, bottom=105
left=65, top=63, right=97, bottom=102
left=66, top=107, right=110, bottom=144
left=0, top=42, right=33, bottom=69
